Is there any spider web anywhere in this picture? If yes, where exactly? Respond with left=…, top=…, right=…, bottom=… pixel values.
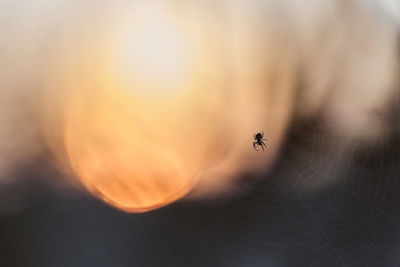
left=210, top=122, right=400, bottom=267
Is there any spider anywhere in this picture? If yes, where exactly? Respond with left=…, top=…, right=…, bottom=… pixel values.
left=253, top=131, right=267, bottom=151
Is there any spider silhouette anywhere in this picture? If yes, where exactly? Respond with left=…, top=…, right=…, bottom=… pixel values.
left=253, top=131, right=267, bottom=151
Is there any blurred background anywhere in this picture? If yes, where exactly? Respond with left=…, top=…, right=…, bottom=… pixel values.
left=0, top=0, right=400, bottom=266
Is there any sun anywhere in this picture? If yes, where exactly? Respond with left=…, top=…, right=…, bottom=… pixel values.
left=114, top=5, right=193, bottom=96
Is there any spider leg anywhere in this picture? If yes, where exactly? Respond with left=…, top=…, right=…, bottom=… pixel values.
left=253, top=142, right=258, bottom=151
left=261, top=141, right=267, bottom=150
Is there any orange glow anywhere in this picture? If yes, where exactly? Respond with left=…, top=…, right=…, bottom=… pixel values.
left=62, top=4, right=231, bottom=212
left=46, top=2, right=295, bottom=212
